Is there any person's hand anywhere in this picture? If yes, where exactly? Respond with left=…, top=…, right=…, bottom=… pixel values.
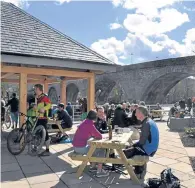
left=39, top=108, right=45, bottom=113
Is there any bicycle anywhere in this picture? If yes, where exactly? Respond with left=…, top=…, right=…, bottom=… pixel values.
left=7, top=112, right=46, bottom=156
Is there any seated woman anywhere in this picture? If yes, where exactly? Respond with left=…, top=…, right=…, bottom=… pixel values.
left=72, top=110, right=109, bottom=178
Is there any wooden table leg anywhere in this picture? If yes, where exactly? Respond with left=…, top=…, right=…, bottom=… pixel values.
left=76, top=145, right=96, bottom=178
left=116, top=149, right=140, bottom=185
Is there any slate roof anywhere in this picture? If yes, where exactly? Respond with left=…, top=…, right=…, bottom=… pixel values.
left=1, top=2, right=113, bottom=65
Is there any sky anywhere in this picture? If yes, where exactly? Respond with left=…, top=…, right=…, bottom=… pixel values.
left=3, top=0, right=195, bottom=65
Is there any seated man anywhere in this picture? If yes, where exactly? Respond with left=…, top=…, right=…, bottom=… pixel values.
left=123, top=106, right=159, bottom=175
left=95, top=106, right=108, bottom=134
left=72, top=110, right=109, bottom=178
left=52, top=103, right=73, bottom=138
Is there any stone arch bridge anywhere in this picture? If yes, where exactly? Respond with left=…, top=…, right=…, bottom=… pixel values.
left=48, top=56, right=195, bottom=104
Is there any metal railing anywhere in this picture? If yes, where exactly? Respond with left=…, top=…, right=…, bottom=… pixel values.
left=72, top=105, right=82, bottom=122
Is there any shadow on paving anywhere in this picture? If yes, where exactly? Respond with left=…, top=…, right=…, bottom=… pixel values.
left=1, top=130, right=140, bottom=188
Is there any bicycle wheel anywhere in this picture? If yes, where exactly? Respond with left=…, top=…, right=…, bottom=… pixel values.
left=28, top=125, right=46, bottom=156
left=7, top=128, right=26, bottom=155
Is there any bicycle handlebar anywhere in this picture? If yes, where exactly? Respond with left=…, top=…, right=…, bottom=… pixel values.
left=19, top=112, right=40, bottom=118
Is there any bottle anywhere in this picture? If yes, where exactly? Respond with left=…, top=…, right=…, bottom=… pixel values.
left=108, top=118, right=112, bottom=140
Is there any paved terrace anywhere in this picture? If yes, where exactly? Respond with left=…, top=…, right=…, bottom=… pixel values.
left=1, top=122, right=195, bottom=188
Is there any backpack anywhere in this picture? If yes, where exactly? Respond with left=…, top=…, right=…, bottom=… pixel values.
left=145, top=168, right=180, bottom=188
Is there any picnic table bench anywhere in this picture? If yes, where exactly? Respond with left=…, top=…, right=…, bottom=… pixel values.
left=150, top=109, right=169, bottom=120
left=68, top=130, right=149, bottom=184
left=47, top=119, right=71, bottom=135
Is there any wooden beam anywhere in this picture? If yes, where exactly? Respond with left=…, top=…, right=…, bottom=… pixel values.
left=87, top=73, right=95, bottom=111
left=44, top=79, right=48, bottom=94
left=1, top=79, right=47, bottom=84
left=60, top=78, right=66, bottom=105
left=2, top=65, right=93, bottom=78
left=1, top=73, right=15, bottom=79
left=1, top=78, right=59, bottom=84
left=19, top=73, right=27, bottom=126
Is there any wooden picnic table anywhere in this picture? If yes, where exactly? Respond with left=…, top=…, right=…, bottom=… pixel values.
left=47, top=119, right=71, bottom=134
left=73, top=130, right=148, bottom=184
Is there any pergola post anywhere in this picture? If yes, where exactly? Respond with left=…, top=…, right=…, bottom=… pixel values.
left=88, top=73, right=95, bottom=111
left=19, top=73, right=27, bottom=126
left=44, top=79, right=48, bottom=94
left=60, top=78, right=66, bottom=105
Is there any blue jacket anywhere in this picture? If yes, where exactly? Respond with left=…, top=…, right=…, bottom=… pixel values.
left=136, top=118, right=159, bottom=156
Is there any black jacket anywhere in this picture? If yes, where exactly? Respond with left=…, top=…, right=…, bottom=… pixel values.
left=107, top=109, right=115, bottom=121
left=6, top=97, right=19, bottom=112
left=95, top=117, right=108, bottom=134
left=66, top=105, right=73, bottom=117
left=131, top=109, right=140, bottom=125
left=112, top=107, right=128, bottom=128
left=57, top=110, right=73, bottom=128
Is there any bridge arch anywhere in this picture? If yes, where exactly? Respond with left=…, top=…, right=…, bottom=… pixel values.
left=95, top=78, right=116, bottom=104
left=141, top=72, right=195, bottom=104
left=66, top=83, right=79, bottom=104
left=48, top=87, right=58, bottom=104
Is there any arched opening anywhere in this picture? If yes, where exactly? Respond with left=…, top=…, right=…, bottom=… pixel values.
left=95, top=78, right=116, bottom=104
left=48, top=87, right=58, bottom=104
left=66, top=83, right=79, bottom=104
left=142, top=72, right=195, bottom=104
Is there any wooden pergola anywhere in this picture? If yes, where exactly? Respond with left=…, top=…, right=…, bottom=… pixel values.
left=1, top=63, right=98, bottom=124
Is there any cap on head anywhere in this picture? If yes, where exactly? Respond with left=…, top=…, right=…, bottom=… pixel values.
left=58, top=103, right=64, bottom=108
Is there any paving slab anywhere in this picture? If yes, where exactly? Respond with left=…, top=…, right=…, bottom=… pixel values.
left=169, top=162, right=193, bottom=173
left=185, top=147, right=195, bottom=157
left=68, top=181, right=106, bottom=188
left=56, top=172, right=94, bottom=186
left=1, top=153, right=17, bottom=164
left=92, top=171, right=130, bottom=186
left=1, top=163, right=21, bottom=172
left=30, top=180, right=68, bottom=188
left=106, top=181, right=142, bottom=188
left=21, top=163, right=52, bottom=174
left=181, top=179, right=195, bottom=188
left=150, top=157, right=178, bottom=166
left=172, top=170, right=195, bottom=182
left=1, top=170, right=25, bottom=182
left=50, top=163, right=78, bottom=173
left=177, top=156, right=191, bottom=164
left=1, top=180, right=30, bottom=188
left=26, top=171, right=59, bottom=185
left=16, top=155, right=43, bottom=166
left=147, top=161, right=166, bottom=175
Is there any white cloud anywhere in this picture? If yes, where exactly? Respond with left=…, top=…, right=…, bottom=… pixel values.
left=119, top=55, right=127, bottom=60
left=184, top=6, right=195, bottom=12
left=91, top=37, right=124, bottom=64
left=3, top=0, right=30, bottom=8
left=113, top=0, right=177, bottom=18
left=55, top=0, right=71, bottom=5
left=123, top=9, right=189, bottom=36
left=110, top=23, right=123, bottom=30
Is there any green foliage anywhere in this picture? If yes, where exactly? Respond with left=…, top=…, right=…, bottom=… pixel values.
left=185, top=127, right=195, bottom=138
